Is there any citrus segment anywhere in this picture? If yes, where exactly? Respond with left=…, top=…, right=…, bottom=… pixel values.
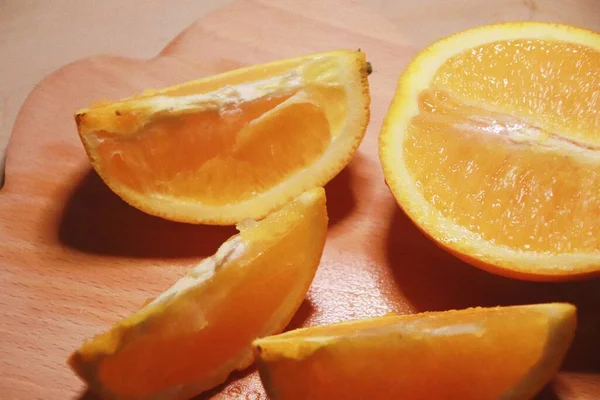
left=93, top=93, right=330, bottom=205
left=254, top=303, right=577, bottom=400
left=432, top=39, right=600, bottom=141
left=68, top=187, right=328, bottom=400
left=76, top=50, right=370, bottom=224
left=380, top=23, right=600, bottom=279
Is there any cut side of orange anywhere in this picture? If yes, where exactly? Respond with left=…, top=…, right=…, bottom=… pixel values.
left=76, top=50, right=370, bottom=225
left=68, top=187, right=328, bottom=400
left=254, top=303, right=577, bottom=400
left=379, top=22, right=600, bottom=280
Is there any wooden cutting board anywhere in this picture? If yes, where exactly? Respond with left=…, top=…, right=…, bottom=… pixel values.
left=1, top=0, right=599, bottom=398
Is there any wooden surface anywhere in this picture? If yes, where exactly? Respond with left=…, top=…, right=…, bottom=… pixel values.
left=3, top=0, right=600, bottom=167
left=1, top=0, right=600, bottom=399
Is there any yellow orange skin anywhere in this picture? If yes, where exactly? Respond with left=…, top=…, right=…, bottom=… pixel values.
left=76, top=51, right=370, bottom=225
left=69, top=188, right=328, bottom=400
left=380, top=22, right=600, bottom=281
left=254, top=303, right=576, bottom=400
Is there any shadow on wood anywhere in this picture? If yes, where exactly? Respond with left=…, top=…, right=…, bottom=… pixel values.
left=385, top=207, right=600, bottom=373
left=534, top=382, right=561, bottom=400
left=58, top=169, right=237, bottom=259
left=58, top=165, right=355, bottom=259
left=324, top=165, right=356, bottom=228
left=193, top=366, right=262, bottom=400
left=76, top=389, right=99, bottom=400
left=284, top=297, right=316, bottom=332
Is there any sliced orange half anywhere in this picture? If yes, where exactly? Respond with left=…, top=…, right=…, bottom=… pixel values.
left=76, top=50, right=370, bottom=225
left=380, top=22, right=600, bottom=280
left=69, top=187, right=328, bottom=400
left=254, top=303, right=577, bottom=400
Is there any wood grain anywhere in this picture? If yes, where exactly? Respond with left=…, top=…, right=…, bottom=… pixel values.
left=1, top=0, right=599, bottom=399
left=3, top=0, right=600, bottom=168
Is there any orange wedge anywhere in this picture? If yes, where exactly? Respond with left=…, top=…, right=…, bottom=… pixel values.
left=254, top=303, right=577, bottom=400
left=69, top=188, right=328, bottom=400
left=379, top=22, right=600, bottom=280
left=76, top=50, right=370, bottom=225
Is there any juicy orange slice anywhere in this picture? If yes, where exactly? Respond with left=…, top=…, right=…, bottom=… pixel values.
left=379, top=22, right=600, bottom=280
left=254, top=303, right=577, bottom=400
left=76, top=50, right=370, bottom=224
left=68, top=188, right=328, bottom=400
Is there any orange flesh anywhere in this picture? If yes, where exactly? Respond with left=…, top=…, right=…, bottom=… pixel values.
left=74, top=189, right=327, bottom=398
left=98, top=253, right=302, bottom=397
left=75, top=51, right=368, bottom=224
left=93, top=91, right=333, bottom=205
left=256, top=305, right=575, bottom=400
left=404, top=39, right=600, bottom=253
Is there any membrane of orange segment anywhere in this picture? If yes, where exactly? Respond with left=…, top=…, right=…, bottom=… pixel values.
left=380, top=22, right=600, bottom=280
left=253, top=303, right=577, bottom=400
left=76, top=50, right=370, bottom=224
left=69, top=187, right=328, bottom=400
